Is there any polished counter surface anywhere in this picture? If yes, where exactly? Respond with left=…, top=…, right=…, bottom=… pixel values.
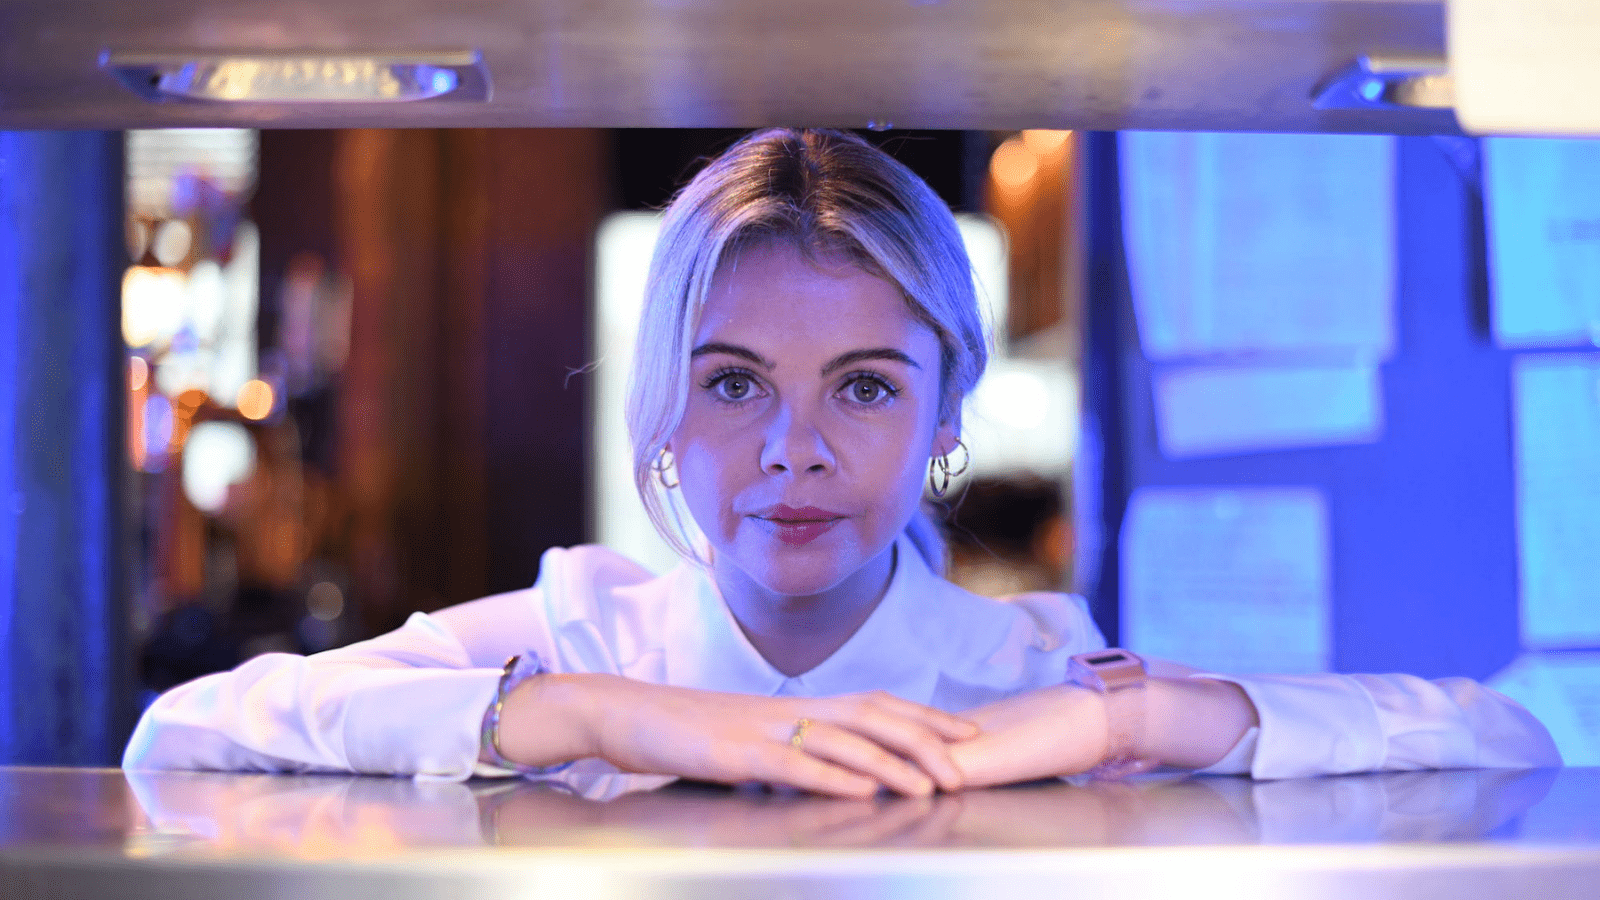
left=4, top=765, right=1598, bottom=899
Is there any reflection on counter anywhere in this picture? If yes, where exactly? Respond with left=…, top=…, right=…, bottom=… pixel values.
left=99, top=767, right=1581, bottom=856
left=7, top=767, right=1596, bottom=900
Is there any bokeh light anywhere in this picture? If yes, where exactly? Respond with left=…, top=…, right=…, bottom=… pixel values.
left=128, top=355, right=149, bottom=392
left=1020, top=129, right=1071, bottom=156
left=306, top=582, right=345, bottom=622
left=186, top=260, right=226, bottom=344
left=140, top=393, right=174, bottom=472
left=990, top=137, right=1039, bottom=192
left=150, top=219, right=193, bottom=267
left=236, top=379, right=275, bottom=421
left=121, top=266, right=187, bottom=348
left=181, top=421, right=256, bottom=514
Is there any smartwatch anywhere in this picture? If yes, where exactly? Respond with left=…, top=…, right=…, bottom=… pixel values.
left=1067, top=648, right=1157, bottom=779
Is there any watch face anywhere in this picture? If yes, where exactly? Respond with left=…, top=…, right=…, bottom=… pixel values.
left=1082, top=650, right=1136, bottom=668
left=1071, top=649, right=1147, bottom=692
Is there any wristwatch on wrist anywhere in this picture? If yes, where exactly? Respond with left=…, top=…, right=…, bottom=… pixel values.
left=1066, top=648, right=1157, bottom=779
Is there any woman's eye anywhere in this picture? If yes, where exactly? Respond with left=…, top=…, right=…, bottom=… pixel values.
left=712, top=373, right=754, bottom=401
left=843, top=375, right=897, bottom=405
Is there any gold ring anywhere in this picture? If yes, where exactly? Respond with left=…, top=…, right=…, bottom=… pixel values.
left=789, top=718, right=812, bottom=751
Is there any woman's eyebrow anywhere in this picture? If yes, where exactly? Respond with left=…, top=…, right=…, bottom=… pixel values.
left=821, top=348, right=921, bottom=375
left=690, top=342, right=774, bottom=370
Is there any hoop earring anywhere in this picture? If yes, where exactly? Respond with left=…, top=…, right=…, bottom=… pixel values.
left=945, top=437, right=970, bottom=479
left=651, top=448, right=679, bottom=489
left=927, top=438, right=969, bottom=498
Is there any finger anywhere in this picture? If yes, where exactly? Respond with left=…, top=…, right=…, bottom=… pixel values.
left=799, top=724, right=936, bottom=797
left=864, top=692, right=980, bottom=741
left=840, top=704, right=968, bottom=792
left=745, top=744, right=884, bottom=800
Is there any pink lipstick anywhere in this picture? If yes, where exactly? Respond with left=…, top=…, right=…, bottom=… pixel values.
left=756, top=505, right=844, bottom=546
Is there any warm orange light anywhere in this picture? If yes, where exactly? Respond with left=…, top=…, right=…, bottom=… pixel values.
left=128, top=355, right=149, bottom=392
left=1020, top=129, right=1071, bottom=156
left=237, top=379, right=275, bottom=421
left=989, top=137, right=1039, bottom=191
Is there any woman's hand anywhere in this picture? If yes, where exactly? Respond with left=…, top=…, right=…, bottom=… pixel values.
left=496, top=673, right=978, bottom=798
left=947, top=685, right=1110, bottom=788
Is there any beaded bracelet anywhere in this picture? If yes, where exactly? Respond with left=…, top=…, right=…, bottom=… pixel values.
left=478, top=653, right=575, bottom=776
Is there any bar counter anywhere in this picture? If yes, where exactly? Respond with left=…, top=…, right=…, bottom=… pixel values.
left=4, top=765, right=1598, bottom=899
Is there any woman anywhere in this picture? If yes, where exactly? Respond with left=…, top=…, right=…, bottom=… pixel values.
left=124, top=129, right=1560, bottom=797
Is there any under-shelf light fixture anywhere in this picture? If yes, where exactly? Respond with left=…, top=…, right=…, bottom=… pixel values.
left=101, top=51, right=490, bottom=103
left=1312, top=54, right=1452, bottom=112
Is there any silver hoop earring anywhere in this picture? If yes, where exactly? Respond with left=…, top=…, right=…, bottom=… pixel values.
left=945, top=437, right=970, bottom=479
left=651, top=448, right=679, bottom=489
left=927, top=438, right=969, bottom=498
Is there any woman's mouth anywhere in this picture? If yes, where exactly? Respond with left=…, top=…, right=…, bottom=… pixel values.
left=754, top=505, right=844, bottom=546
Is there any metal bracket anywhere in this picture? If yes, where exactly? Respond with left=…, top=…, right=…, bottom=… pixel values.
left=1313, top=54, right=1454, bottom=111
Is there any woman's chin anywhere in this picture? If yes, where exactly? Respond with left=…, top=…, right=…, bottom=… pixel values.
left=725, top=543, right=895, bottom=604
left=745, top=566, right=850, bottom=601
left=710, top=526, right=896, bottom=604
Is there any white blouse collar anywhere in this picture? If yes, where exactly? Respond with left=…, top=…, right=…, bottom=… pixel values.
left=660, top=535, right=950, bottom=701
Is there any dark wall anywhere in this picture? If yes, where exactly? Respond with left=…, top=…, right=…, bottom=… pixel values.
left=255, top=129, right=607, bottom=635
left=0, top=131, right=131, bottom=764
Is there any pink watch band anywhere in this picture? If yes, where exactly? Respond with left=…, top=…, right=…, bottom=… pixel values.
left=1067, top=649, right=1157, bottom=779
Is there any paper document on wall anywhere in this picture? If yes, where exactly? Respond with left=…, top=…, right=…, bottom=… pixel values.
left=1484, top=139, right=1600, bottom=348
left=1488, top=651, right=1600, bottom=766
left=1120, top=132, right=1395, bottom=361
left=1122, top=487, right=1331, bottom=674
left=1513, top=355, right=1600, bottom=648
left=1153, top=363, right=1384, bottom=458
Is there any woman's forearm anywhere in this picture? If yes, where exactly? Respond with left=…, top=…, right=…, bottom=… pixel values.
left=1143, top=677, right=1260, bottom=770
left=495, top=675, right=977, bottom=796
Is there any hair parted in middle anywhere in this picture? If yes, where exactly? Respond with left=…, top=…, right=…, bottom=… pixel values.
left=626, top=128, right=990, bottom=570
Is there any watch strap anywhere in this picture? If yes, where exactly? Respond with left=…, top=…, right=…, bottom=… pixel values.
left=1068, top=649, right=1157, bottom=779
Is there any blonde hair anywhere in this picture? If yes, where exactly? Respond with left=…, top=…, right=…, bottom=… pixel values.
left=626, top=129, right=988, bottom=573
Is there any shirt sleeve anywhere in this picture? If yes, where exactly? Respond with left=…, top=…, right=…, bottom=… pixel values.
left=122, top=611, right=506, bottom=781
left=1198, top=672, right=1563, bottom=780
left=121, top=546, right=632, bottom=781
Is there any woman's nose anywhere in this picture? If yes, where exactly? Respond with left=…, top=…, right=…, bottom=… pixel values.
left=759, top=404, right=835, bottom=475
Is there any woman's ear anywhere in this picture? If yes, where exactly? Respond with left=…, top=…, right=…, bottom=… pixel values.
left=933, top=413, right=962, bottom=458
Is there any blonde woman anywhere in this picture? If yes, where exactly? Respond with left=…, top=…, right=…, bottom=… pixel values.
left=124, top=130, right=1559, bottom=796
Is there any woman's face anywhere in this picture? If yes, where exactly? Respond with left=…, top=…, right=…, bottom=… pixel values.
left=669, top=240, right=955, bottom=601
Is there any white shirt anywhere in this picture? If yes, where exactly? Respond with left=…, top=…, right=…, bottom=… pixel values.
left=123, top=537, right=1561, bottom=781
